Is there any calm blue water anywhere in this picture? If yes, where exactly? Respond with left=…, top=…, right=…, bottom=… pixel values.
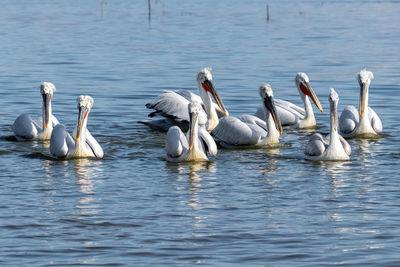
left=1, top=0, right=400, bottom=266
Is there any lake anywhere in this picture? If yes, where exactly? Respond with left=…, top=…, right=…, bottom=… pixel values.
left=1, top=0, right=400, bottom=266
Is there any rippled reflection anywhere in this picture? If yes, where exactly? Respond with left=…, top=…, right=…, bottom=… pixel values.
left=73, top=158, right=103, bottom=216
left=167, top=161, right=217, bottom=230
left=320, top=161, right=352, bottom=225
left=357, top=138, right=384, bottom=156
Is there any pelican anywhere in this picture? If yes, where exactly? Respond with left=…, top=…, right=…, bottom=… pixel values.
left=339, top=69, right=382, bottom=138
left=211, top=84, right=283, bottom=148
left=143, top=68, right=228, bottom=132
left=13, top=82, right=60, bottom=141
left=255, top=72, right=323, bottom=128
left=50, top=95, right=104, bottom=159
left=305, top=88, right=351, bottom=161
left=166, top=102, right=217, bottom=162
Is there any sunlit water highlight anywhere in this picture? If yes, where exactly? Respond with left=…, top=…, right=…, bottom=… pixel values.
left=1, top=0, right=400, bottom=266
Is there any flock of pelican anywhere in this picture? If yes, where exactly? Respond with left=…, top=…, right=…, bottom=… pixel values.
left=144, top=68, right=382, bottom=162
left=13, top=83, right=103, bottom=159
left=11, top=68, right=382, bottom=162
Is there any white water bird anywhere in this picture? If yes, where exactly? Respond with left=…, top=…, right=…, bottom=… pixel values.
left=50, top=95, right=103, bottom=159
left=143, top=68, right=228, bottom=132
left=339, top=69, right=382, bottom=138
left=211, top=84, right=283, bottom=148
left=13, top=82, right=60, bottom=141
left=255, top=73, right=323, bottom=128
left=305, top=88, right=351, bottom=161
left=166, top=102, right=217, bottom=162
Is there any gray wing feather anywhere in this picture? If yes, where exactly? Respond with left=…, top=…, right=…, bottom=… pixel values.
left=166, top=126, right=188, bottom=159
left=274, top=98, right=305, bottom=116
left=175, top=89, right=225, bottom=119
left=237, top=114, right=268, bottom=138
left=50, top=124, right=74, bottom=158
left=339, top=135, right=352, bottom=156
left=305, top=133, right=326, bottom=156
left=211, top=116, right=259, bottom=146
left=199, top=127, right=217, bottom=156
left=368, top=107, right=382, bottom=134
left=175, top=89, right=202, bottom=103
left=85, top=129, right=104, bottom=158
left=339, top=105, right=358, bottom=134
left=146, top=90, right=207, bottom=127
left=13, top=114, right=40, bottom=140
left=255, top=98, right=303, bottom=126
left=146, top=90, right=191, bottom=122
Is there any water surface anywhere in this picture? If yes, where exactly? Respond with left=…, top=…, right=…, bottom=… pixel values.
left=1, top=0, right=400, bottom=266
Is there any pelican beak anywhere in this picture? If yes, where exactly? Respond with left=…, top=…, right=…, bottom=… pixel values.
left=202, top=79, right=229, bottom=116
left=75, top=106, right=89, bottom=143
left=359, top=82, right=368, bottom=118
left=300, top=82, right=323, bottom=112
left=188, top=111, right=198, bottom=151
left=264, top=95, right=283, bottom=135
left=42, top=93, right=52, bottom=128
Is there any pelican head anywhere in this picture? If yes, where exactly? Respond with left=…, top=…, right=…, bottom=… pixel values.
left=75, top=95, right=94, bottom=143
left=295, top=72, right=323, bottom=113
left=357, top=69, right=374, bottom=118
left=40, top=82, right=56, bottom=129
left=188, top=102, right=202, bottom=151
left=197, top=67, right=228, bottom=117
left=259, top=84, right=283, bottom=135
left=329, top=88, right=339, bottom=132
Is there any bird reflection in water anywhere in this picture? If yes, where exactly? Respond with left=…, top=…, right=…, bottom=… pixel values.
left=318, top=161, right=352, bottom=223
left=357, top=138, right=383, bottom=158
left=73, top=158, right=103, bottom=216
left=167, top=161, right=217, bottom=228
left=256, top=147, right=281, bottom=176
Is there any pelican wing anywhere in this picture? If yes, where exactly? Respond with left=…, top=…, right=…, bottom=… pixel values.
left=198, top=127, right=217, bottom=156
left=255, top=98, right=303, bottom=126
left=305, top=133, right=326, bottom=156
left=339, top=135, right=352, bottom=156
left=368, top=107, right=382, bottom=134
left=50, top=124, right=74, bottom=158
left=85, top=129, right=104, bottom=158
left=12, top=114, right=40, bottom=140
left=146, top=90, right=207, bottom=125
left=176, top=89, right=225, bottom=118
left=274, top=98, right=305, bottom=116
left=211, top=116, right=259, bottom=146
left=166, top=126, right=188, bottom=159
left=237, top=114, right=268, bottom=138
left=175, top=89, right=202, bottom=103
left=339, top=105, right=359, bottom=134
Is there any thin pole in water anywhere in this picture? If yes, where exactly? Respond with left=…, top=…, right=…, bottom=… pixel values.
left=266, top=4, right=270, bottom=21
left=148, top=0, right=151, bottom=21
left=100, top=0, right=104, bottom=18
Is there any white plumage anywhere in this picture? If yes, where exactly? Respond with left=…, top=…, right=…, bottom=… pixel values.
left=255, top=73, right=323, bottom=128
left=50, top=95, right=103, bottom=159
left=166, top=102, right=217, bottom=162
left=305, top=88, right=351, bottom=161
left=211, top=84, right=283, bottom=148
left=339, top=69, right=382, bottom=138
left=13, top=82, right=60, bottom=141
left=142, top=68, right=228, bottom=132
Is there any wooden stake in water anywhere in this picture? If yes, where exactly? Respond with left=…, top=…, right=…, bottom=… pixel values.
left=148, top=0, right=151, bottom=21
left=266, top=4, right=270, bottom=21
